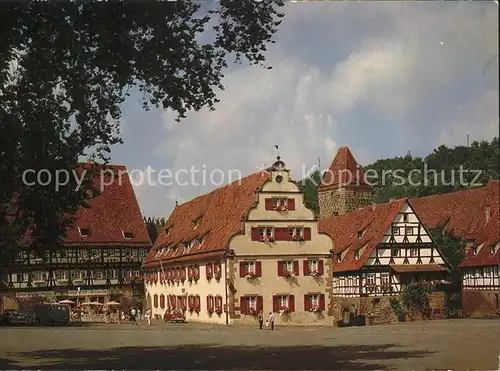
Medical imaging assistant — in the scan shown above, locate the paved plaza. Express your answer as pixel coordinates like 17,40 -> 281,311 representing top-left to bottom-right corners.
1,319 -> 499,370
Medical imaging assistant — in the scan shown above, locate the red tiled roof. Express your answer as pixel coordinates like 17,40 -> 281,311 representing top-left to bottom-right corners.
142,171 -> 270,269
319,199 -> 407,272
458,207 -> 500,268
318,146 -> 371,191
391,264 -> 446,273
62,164 -> 152,247
411,180 -> 499,240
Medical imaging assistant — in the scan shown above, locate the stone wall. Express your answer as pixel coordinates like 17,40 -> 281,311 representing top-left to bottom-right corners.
463,289 -> 500,316
318,186 -> 373,219
329,291 -> 447,326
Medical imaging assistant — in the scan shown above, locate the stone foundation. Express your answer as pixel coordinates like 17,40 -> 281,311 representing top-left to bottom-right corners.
330,291 -> 447,326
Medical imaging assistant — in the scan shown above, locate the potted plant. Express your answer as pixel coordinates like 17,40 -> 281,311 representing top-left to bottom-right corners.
310,305 -> 321,313
310,270 -> 321,278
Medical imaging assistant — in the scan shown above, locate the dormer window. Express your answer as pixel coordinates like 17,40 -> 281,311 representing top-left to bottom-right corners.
198,236 -> 205,247
165,228 -> 170,235
123,231 -> 134,239
354,250 -> 359,260
193,219 -> 199,230
336,253 -> 342,262
78,228 -> 89,237
489,246 -> 495,255
357,231 -> 363,240
472,247 -> 478,256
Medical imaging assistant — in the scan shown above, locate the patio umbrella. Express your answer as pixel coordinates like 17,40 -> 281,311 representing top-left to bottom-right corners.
103,301 -> 120,306
89,301 -> 103,306
58,299 -> 75,305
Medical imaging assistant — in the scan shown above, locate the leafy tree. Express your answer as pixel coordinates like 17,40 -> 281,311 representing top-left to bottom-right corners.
0,0 -> 284,272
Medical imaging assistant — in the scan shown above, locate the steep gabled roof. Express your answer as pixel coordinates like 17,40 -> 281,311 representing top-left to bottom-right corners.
412,180 -> 499,240
318,146 -> 371,191
142,171 -> 270,268
458,204 -> 500,268
62,165 -> 152,247
319,199 -> 407,272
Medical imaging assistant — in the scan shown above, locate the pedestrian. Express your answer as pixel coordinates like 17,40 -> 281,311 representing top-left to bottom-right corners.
130,307 -> 138,325
145,308 -> 151,326
137,308 -> 142,321
104,308 -> 110,324
120,310 -> 125,323
269,312 -> 275,330
258,311 -> 264,330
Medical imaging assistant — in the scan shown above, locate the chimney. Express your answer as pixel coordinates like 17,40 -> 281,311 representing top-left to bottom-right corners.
485,205 -> 491,224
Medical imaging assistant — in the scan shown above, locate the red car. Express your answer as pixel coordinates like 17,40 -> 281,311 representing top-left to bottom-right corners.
163,310 -> 186,323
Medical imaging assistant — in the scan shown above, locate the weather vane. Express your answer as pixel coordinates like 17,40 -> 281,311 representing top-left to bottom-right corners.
275,144 -> 280,158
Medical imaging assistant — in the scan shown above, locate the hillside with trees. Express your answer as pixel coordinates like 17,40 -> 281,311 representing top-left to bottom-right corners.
300,137 -> 499,213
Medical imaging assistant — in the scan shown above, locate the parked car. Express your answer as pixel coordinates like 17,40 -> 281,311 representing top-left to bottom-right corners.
2,309 -> 31,325
164,310 -> 186,323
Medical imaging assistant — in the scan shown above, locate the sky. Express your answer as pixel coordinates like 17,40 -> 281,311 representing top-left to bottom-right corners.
110,1 -> 499,218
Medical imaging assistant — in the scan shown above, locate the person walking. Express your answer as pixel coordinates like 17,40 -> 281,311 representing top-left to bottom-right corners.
258,311 -> 264,330
130,307 -> 138,326
137,308 -> 142,321
268,312 -> 275,330
145,308 -> 151,326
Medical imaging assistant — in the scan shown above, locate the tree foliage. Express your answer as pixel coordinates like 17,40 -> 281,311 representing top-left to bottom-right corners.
0,0 -> 284,270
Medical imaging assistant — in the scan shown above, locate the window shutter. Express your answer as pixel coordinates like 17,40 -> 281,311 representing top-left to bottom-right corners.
265,198 -> 274,210
319,294 -> 326,311
273,227 -> 282,241
195,295 -> 200,308
304,227 -> 311,240
181,266 -> 186,279
255,261 -> 262,277
206,296 -> 210,311
272,295 -> 279,312
251,227 -> 260,241
240,296 -> 247,314
257,296 -> 263,312
277,261 -> 284,276
304,295 -> 310,311
239,262 -> 247,278
160,295 -> 165,309
289,295 -> 295,312
187,266 -> 192,278
303,260 -> 310,275
318,260 -> 324,275
287,198 -> 295,210
154,294 -> 158,308
293,260 -> 299,276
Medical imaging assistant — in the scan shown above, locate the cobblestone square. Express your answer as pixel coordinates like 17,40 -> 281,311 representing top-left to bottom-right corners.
1,319 -> 499,370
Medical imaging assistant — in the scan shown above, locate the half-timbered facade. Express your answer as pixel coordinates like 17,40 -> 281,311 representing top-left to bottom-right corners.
142,157 -> 333,325
1,165 -> 152,305
413,180 -> 500,316
319,199 -> 450,325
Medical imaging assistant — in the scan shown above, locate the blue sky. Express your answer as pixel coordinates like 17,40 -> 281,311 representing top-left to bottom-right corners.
110,1 -> 498,217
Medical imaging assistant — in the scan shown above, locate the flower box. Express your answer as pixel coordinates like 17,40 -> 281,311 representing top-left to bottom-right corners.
310,306 -> 322,313
215,308 -> 223,315
214,272 -> 221,280
245,272 -> 257,279
247,308 -> 257,316
283,271 -> 295,279
310,270 -> 321,277
278,306 -> 289,315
